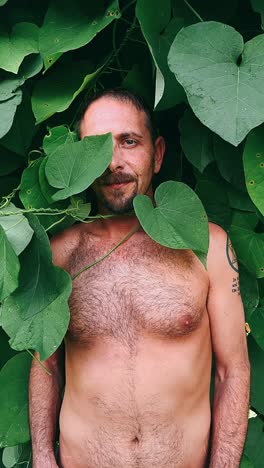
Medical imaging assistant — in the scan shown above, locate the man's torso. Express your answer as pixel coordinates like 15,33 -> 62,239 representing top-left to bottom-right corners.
58,226 -> 212,468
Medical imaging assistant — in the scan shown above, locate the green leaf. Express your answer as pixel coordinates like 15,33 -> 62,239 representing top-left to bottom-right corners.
1,216 -> 71,360
0,226 -> 20,301
248,336 -> 264,414
2,443 -> 31,468
180,109 -> 214,172
32,61 -> 104,124
43,125 -> 77,156
226,185 -> 256,212
243,126 -> 264,216
0,0 -> 8,5
244,414 -> 264,467
133,181 -> 209,266
1,92 -> 36,157
168,21 -> 264,146
0,23 -> 39,74
229,212 -> 264,278
0,203 -> 34,255
39,0 -> 120,70
0,353 -> 31,448
0,92 -> 22,139
240,455 -> 254,468
136,0 -> 184,109
45,133 -> 113,200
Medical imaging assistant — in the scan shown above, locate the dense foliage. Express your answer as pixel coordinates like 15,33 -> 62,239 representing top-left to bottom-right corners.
0,0 -> 263,466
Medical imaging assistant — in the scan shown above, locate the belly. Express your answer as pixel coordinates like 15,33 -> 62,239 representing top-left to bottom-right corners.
59,323 -> 212,468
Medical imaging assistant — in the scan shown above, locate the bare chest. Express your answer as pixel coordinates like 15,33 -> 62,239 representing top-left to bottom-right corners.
67,234 -> 209,345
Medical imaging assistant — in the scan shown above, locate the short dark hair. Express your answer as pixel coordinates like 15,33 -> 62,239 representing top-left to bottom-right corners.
74,88 -> 157,143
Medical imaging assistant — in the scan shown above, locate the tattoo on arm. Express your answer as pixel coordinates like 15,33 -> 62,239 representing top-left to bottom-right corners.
232,276 -> 240,295
226,237 -> 239,273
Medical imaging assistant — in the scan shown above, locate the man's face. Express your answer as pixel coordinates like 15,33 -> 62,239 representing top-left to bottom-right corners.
79,97 -> 165,215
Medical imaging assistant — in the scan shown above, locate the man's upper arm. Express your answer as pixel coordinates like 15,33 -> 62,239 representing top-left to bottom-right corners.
206,223 -> 249,379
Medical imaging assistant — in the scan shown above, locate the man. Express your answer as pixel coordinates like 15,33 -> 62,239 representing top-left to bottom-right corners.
29,89 -> 250,468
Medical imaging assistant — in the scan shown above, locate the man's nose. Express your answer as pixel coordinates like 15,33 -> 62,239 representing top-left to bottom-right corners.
108,144 -> 124,172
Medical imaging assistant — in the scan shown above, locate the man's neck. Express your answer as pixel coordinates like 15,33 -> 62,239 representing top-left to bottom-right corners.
95,212 -> 141,239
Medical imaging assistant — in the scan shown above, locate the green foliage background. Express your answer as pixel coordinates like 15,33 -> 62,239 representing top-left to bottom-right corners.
0,0 -> 264,466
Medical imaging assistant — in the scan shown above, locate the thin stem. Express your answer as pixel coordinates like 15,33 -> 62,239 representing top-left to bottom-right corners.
183,0 -> 203,22
72,225 -> 140,280
45,215 -> 67,232
26,349 -> 51,376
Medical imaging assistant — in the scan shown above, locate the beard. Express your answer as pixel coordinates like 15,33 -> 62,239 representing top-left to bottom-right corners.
97,180 -> 138,214
94,172 -> 139,215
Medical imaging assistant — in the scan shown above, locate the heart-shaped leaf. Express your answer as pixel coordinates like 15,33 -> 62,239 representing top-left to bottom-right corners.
243,125 -> 264,216
133,181 -> 209,266
45,133 -> 113,200
168,21 -> 264,146
0,23 -> 39,74
0,226 -> 20,301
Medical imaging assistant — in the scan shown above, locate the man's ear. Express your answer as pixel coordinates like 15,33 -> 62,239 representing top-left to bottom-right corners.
153,136 -> 166,174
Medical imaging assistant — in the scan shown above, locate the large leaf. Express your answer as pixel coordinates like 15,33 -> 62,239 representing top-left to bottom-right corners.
0,353 -> 31,448
180,109 -> 214,172
1,216 -> 71,360
0,226 -> 20,301
0,23 -> 39,74
136,0 -> 184,109
249,307 -> 264,351
133,181 -> 209,266
39,0 -> 120,69
0,92 -> 22,139
248,335 -> 264,415
0,203 -> 34,255
168,21 -> 264,146
45,133 -> 113,200
251,0 -> 264,30
20,159 -> 51,210
243,126 -> 264,216
32,61 -> 104,124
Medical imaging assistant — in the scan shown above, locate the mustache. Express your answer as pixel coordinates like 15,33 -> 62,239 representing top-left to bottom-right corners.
101,173 -> 136,185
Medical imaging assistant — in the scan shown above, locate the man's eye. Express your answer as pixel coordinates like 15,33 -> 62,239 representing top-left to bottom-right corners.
124,139 -> 136,146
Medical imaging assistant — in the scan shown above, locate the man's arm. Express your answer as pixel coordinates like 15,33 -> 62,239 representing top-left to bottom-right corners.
29,346 -> 64,467
206,223 -> 250,468
29,229 -> 76,468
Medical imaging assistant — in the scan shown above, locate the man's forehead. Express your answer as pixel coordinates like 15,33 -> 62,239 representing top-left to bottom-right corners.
80,96 -> 148,137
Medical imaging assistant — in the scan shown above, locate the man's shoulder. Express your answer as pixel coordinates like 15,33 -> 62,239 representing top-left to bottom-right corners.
208,222 -> 227,249
50,222 -> 86,269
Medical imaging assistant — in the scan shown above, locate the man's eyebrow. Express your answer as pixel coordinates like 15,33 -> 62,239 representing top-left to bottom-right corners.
118,132 -> 144,139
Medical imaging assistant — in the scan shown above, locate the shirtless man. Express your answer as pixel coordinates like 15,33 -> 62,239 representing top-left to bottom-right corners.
29,89 -> 250,468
